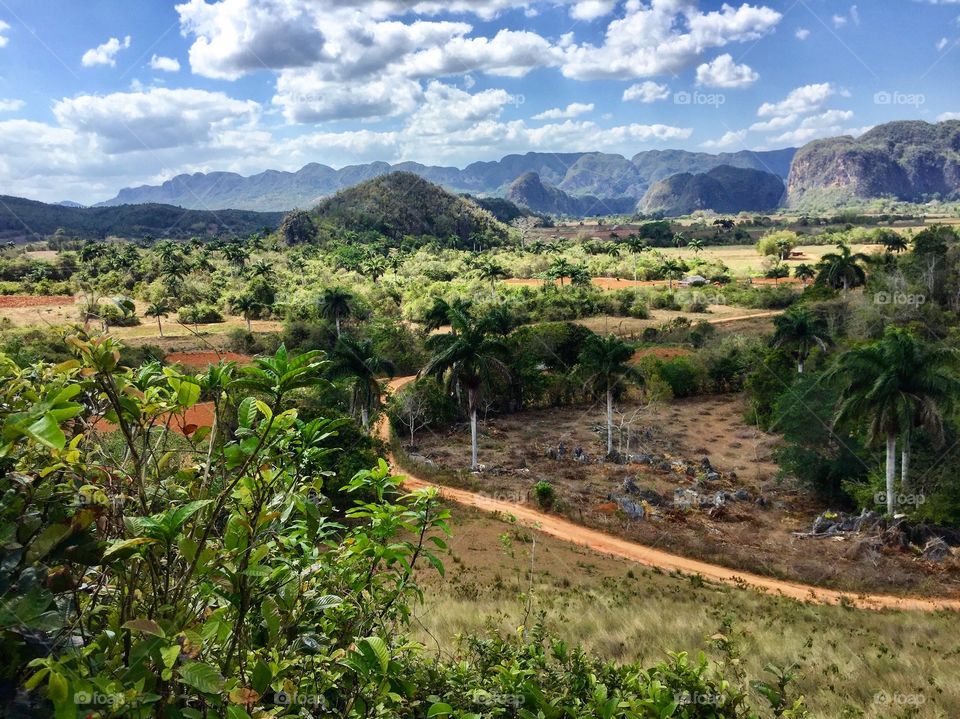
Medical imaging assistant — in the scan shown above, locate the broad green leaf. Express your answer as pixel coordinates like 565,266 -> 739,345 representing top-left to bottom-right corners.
427,703 -> 453,717
123,618 -> 165,637
251,660 -> 272,695
178,662 -> 224,694
362,636 -> 389,673
102,537 -> 156,562
24,413 -> 66,450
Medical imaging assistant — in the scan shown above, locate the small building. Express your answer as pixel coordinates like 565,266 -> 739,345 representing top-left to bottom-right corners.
679,275 -> 708,287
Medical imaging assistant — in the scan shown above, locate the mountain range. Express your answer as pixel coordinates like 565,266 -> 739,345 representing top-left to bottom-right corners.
98,148 -> 797,213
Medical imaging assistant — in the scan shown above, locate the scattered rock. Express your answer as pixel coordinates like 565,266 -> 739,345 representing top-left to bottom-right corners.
622,478 -> 639,495
705,471 -> 721,482
617,497 -> 645,520
734,489 -> 750,501
922,537 -> 951,562
408,454 -> 436,468
700,457 -> 712,471
755,496 -> 768,508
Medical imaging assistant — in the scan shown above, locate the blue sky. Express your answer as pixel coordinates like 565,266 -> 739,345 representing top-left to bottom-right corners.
0,0 -> 958,203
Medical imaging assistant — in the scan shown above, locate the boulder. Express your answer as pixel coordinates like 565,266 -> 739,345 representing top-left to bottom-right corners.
622,478 -> 640,494
617,497 -> 645,520
734,488 -> 750,501
705,471 -> 721,482
700,457 -> 712,471
922,537 -> 951,562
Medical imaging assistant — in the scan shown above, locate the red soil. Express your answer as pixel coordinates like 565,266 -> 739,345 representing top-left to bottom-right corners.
0,295 -> 75,307
632,347 -> 693,361
165,351 -> 252,368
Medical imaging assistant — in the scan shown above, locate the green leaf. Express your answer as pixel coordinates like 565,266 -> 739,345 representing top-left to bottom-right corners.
237,397 -> 257,430
123,618 -> 166,637
251,660 -> 272,695
178,662 -> 224,694
47,671 -> 68,704
427,703 -> 453,717
362,636 -> 389,673
226,707 -> 251,719
102,537 -> 156,562
25,523 -> 73,563
24,413 -> 66,450
177,380 -> 201,408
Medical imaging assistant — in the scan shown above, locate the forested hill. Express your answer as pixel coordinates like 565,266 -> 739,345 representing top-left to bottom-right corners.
0,195 -> 282,242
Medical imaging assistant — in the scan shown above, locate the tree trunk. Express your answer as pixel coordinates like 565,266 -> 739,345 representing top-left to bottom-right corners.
157,317 -> 163,337
797,359 -> 804,374
246,316 -> 252,332
886,432 -> 897,516
361,406 -> 370,432
606,388 -> 614,456
469,387 -> 479,470
901,430 -> 910,490
409,411 -> 415,445
335,315 -> 341,337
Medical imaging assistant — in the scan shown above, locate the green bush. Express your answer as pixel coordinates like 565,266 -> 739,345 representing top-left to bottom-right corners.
656,356 -> 703,397
178,303 -> 224,324
533,480 -> 556,509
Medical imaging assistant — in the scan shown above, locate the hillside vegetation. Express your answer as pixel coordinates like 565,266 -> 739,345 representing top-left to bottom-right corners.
640,165 -> 785,216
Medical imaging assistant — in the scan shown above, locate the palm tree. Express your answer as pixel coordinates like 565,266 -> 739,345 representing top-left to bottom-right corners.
829,327 -> 960,515
476,259 -> 508,288
687,239 -> 704,255
144,300 -> 172,337
229,294 -> 259,332
548,257 -> 575,286
879,230 -> 909,254
317,286 -> 355,338
673,232 -> 687,249
575,334 -> 641,457
816,242 -> 869,292
362,256 -> 388,282
329,337 -> 395,431
772,306 -> 829,374
794,263 -> 816,286
661,258 -> 686,289
247,259 -> 275,280
624,235 -> 649,282
220,243 -> 250,274
422,312 -> 509,470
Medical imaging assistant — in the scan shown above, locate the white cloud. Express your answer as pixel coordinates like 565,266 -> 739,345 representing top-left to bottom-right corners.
695,53 -> 758,88
532,102 -> 594,120
273,69 -> 424,123
758,83 -> 836,117
623,80 -> 671,103
850,5 -> 860,25
407,81 -> 515,135
795,27 -> 810,40
0,98 -> 24,112
750,114 -> 797,132
570,0 -> 618,21
53,87 -> 259,153
400,29 -> 561,78
832,14 -> 847,27
701,129 -> 748,149
150,55 -> 181,72
936,37 -> 949,51
0,19 -> 9,48
938,111 -> 960,121
767,109 -> 855,145
561,1 -> 782,80
81,36 -> 132,68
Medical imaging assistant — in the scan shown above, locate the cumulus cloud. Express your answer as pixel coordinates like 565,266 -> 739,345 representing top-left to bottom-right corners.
767,109 -> 856,145
532,102 -> 594,120
81,36 -> 132,67
561,1 -> 782,80
695,54 -> 758,88
0,19 -> 9,48
150,55 -> 181,72
795,27 -> 810,40
0,99 -> 24,112
570,0 -> 618,21
53,87 -> 259,153
273,69 -> 424,123
938,111 -> 960,121
757,83 -> 836,117
623,80 -> 671,103
701,129 -> 748,149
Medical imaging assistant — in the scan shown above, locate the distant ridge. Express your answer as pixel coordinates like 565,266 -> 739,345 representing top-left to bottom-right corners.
98,148 -> 798,213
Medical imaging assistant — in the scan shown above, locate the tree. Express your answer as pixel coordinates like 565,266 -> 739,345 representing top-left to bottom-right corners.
476,258 -> 508,288
422,311 -> 509,470
220,242 -> 250,273
318,286 -> 355,338
765,261 -> 790,285
816,242 -> 869,292
757,230 -> 798,261
574,334 -> 642,457
687,238 -> 704,254
661,258 -> 686,289
877,229 -> 909,254
229,293 -> 259,332
247,259 -> 275,280
144,300 -> 172,337
511,216 -> 540,248
547,257 -> 575,286
623,235 -> 649,282
673,232 -> 686,249
794,263 -> 816,286
279,209 -> 317,245
329,336 -> 396,431
829,327 -> 960,514
772,306 -> 829,373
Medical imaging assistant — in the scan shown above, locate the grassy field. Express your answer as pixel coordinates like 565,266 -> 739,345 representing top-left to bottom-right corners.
414,504 -> 959,719
650,243 -> 884,277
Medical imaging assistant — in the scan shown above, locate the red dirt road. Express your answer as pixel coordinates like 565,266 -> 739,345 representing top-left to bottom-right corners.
381,376 -> 960,612
0,294 -> 75,308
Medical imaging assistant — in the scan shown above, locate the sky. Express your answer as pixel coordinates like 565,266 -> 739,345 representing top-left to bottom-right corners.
0,0 -> 958,204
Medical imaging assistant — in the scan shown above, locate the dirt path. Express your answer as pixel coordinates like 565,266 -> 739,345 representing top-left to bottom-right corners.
381,376 -> 960,612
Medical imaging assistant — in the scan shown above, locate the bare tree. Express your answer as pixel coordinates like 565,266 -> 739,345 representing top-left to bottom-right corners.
511,216 -> 541,249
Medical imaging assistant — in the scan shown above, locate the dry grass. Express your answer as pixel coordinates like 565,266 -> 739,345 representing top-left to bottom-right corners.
413,505 -> 960,719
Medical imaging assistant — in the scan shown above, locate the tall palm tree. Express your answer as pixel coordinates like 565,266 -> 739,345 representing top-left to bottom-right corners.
624,235 -> 649,282
247,259 -> 275,280
829,327 -> 960,515
673,232 -> 687,249
816,242 -> 869,292
575,334 -> 642,457
687,239 -> 704,255
661,258 -> 686,289
229,294 -> 259,332
317,286 -> 355,338
548,257 -> 575,286
772,306 -> 830,374
476,259 -> 508,288
879,230 -> 909,254
422,312 -> 509,470
144,300 -> 172,337
329,336 -> 395,431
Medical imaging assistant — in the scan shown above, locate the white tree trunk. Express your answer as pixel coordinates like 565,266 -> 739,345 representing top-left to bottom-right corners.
606,388 -> 614,456
361,406 -> 369,432
886,432 -> 897,516
469,388 -> 479,470
901,432 -> 910,491
797,359 -> 804,374
335,316 -> 341,337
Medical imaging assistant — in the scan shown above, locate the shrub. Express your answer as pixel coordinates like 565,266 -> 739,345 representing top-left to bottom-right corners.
657,356 -> 703,397
533,480 -> 556,509
178,303 -> 224,324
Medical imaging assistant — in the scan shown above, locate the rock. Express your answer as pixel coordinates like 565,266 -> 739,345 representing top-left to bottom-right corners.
606,449 -> 623,464
700,457 -> 712,470
685,465 -> 696,478
637,488 -> 665,507
622,478 -> 640,494
635,453 -> 653,465
408,454 -> 436,468
657,460 -> 672,472
734,489 -> 750,501
922,537 -> 951,562
705,471 -> 721,482
812,513 -> 839,534
617,497 -> 645,520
